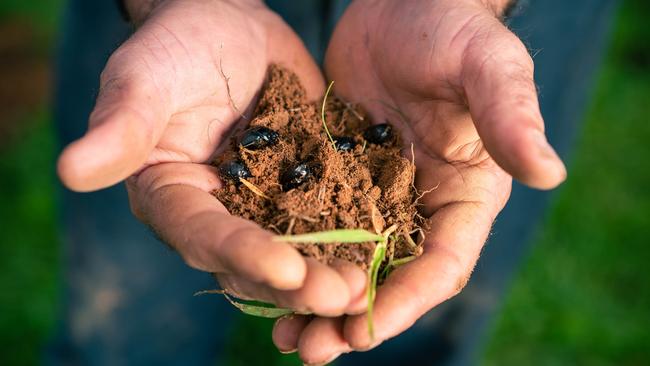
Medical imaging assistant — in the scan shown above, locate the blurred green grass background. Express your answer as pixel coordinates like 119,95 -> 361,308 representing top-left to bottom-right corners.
0,0 -> 648,365
482,0 -> 650,364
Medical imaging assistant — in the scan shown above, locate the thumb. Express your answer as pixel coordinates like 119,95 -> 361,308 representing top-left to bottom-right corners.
461,17 -> 566,190
57,45 -> 171,192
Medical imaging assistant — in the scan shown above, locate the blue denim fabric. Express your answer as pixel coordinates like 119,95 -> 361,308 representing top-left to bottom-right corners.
49,0 -> 616,365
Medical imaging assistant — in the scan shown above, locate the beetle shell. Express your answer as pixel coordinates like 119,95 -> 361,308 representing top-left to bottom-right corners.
219,160 -> 253,183
333,136 -> 357,152
281,162 -> 320,191
240,126 -> 280,150
363,123 -> 392,144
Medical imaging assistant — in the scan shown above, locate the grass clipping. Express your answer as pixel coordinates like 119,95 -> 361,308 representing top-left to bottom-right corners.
197,227 -> 404,340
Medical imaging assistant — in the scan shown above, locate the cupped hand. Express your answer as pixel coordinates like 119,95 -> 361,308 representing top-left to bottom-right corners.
57,0 -> 367,317
273,0 -> 567,363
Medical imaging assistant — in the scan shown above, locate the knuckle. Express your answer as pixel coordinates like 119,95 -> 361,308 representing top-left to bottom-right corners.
437,247 -> 473,298
125,178 -> 145,222
218,275 -> 252,300
100,45 -> 133,85
453,271 -> 472,296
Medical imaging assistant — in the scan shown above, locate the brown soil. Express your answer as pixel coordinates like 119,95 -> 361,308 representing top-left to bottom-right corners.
213,65 -> 425,270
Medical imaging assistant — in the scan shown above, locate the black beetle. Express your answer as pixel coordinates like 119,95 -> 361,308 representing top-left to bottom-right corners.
240,126 -> 279,150
363,123 -> 392,145
219,160 -> 252,183
281,162 -> 320,191
333,136 -> 357,152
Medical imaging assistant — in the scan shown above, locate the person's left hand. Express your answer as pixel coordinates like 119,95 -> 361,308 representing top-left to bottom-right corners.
57,0 -> 368,319
271,0 -> 567,364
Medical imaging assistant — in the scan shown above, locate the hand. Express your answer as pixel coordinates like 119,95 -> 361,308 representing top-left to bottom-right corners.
57,0 -> 367,316
272,0 -> 567,363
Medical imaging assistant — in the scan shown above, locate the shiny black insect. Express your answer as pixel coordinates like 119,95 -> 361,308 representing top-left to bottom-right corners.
219,160 -> 252,183
333,136 -> 357,152
281,162 -> 319,191
363,123 -> 392,145
240,126 -> 280,150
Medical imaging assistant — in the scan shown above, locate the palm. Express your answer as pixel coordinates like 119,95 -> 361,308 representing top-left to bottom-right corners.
136,1 -> 326,167
59,0 -> 324,190
326,0 -> 512,223
134,2 -> 271,166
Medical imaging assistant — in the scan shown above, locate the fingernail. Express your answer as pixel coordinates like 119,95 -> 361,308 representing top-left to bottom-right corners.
279,348 -> 297,355
531,131 -> 560,161
303,352 -> 341,366
357,339 -> 382,352
531,131 -> 567,182
278,314 -> 295,321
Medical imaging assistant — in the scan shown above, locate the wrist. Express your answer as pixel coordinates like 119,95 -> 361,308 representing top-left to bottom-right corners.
121,0 -> 265,25
477,0 -> 515,16
121,0 -> 166,24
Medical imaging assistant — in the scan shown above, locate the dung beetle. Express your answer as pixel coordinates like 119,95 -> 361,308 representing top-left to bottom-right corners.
240,126 -> 279,150
219,160 -> 252,183
281,162 -> 320,191
363,123 -> 392,145
333,136 -> 356,152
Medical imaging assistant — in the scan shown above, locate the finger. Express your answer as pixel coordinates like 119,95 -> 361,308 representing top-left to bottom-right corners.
215,273 -> 273,301
461,17 -> 566,190
218,259 -> 367,316
342,200 -> 496,350
298,317 -> 351,366
272,315 -> 311,354
58,40 -> 173,192
128,162 -> 307,290
278,258 -> 350,316
216,258 -> 353,316
329,259 -> 368,314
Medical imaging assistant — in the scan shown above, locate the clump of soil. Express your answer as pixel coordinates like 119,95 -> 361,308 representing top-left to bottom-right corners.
213,65 -> 426,270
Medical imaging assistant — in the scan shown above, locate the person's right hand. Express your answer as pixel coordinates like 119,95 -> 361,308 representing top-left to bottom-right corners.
57,0 -> 368,317
272,0 -> 566,363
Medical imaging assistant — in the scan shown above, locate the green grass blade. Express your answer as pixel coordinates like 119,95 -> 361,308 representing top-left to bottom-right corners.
379,255 -> 417,281
367,241 -> 387,341
390,255 -> 417,268
194,289 -> 294,318
224,294 -> 294,319
274,229 -> 384,244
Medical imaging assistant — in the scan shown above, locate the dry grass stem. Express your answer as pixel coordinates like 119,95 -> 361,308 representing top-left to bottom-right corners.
239,178 -> 270,199
285,217 -> 296,235
297,215 -> 319,223
321,81 -> 337,151
218,49 -> 247,120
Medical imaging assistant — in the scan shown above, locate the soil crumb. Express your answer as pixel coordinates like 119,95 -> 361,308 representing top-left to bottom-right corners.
213,65 -> 426,270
